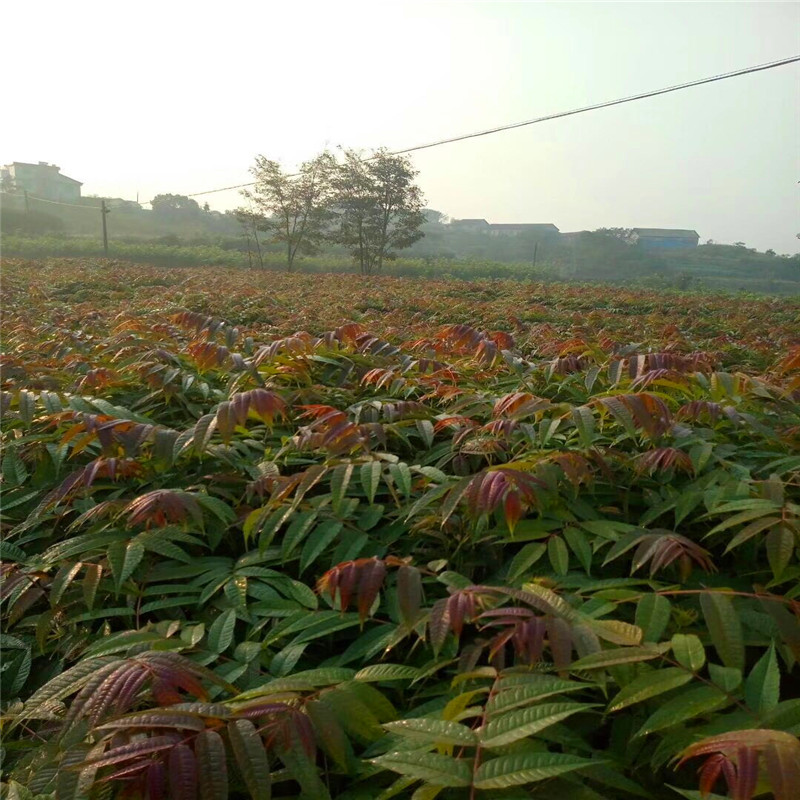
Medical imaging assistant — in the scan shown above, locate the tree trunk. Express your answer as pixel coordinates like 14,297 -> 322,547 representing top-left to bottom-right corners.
252,222 -> 264,269
358,223 -> 366,276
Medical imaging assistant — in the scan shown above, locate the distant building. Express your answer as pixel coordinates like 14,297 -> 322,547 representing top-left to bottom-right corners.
450,219 -> 560,237
630,228 -> 699,250
488,223 -> 559,237
559,231 -> 590,242
1,162 -> 82,203
450,218 -> 490,231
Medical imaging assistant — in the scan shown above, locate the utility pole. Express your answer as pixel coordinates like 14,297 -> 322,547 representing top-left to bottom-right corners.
101,200 -> 110,256
24,189 -> 29,214
532,241 -> 538,268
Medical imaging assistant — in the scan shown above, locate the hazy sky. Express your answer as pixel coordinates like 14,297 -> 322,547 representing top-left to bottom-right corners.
4,1 -> 799,252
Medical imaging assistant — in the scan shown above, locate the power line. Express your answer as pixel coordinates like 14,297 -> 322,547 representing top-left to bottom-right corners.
179,54 -> 799,199
398,54 -> 800,154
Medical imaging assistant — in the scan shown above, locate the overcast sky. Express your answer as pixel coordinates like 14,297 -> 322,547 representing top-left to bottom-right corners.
4,1 -> 799,252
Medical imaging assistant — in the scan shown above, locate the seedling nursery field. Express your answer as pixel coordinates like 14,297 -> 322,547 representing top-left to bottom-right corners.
2,258 -> 800,800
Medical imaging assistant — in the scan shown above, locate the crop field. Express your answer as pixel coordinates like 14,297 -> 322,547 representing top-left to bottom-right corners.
2,258 -> 800,799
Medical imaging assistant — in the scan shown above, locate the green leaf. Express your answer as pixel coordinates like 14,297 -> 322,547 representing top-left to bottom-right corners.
224,576 -> 248,607
439,476 -> 472,526
409,785 -> 444,800
243,507 -> 284,549
607,667 -> 693,712
634,594 -> 671,643
354,664 -> 421,682
1,641 -> 31,698
671,633 -> 705,672
207,608 -> 237,654
321,686 -> 384,743
700,592 -> 744,671
634,686 -> 728,737
389,462 -> 412,497
602,530 -> 648,566
506,543 -> 547,583
487,675 -> 589,715
675,489 -> 705,524
548,536 -> 569,576
706,502 -> 780,534
396,565 -> 423,628
570,645 -> 669,671
276,738 -> 331,800
369,751 -> 471,788
571,406 -> 596,448
345,680 -> 397,721
479,702 -> 592,748
415,422 -> 436,450
766,524 -> 794,580
82,564 -> 102,611
299,520 -> 343,572
564,527 -> 592,575
192,413 -> 217,456
405,483 -> 450,520
474,752 -> 596,789
281,510 -> 318,561
383,717 -> 477,746
361,461 -> 382,504
107,540 -> 144,592
745,643 -> 780,713
305,698 -> 353,772
49,562 -> 84,607
707,663 -> 742,692
724,515 -> 781,552
357,503 -> 384,531
330,463 -> 355,513
227,719 -> 271,800
21,656 -> 119,719
196,493 -> 235,524
2,446 -> 28,486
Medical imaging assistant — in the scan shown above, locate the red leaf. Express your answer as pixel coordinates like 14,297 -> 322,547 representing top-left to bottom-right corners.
734,744 -> 759,800
147,761 -> 167,800
357,558 -> 386,622
169,744 -> 198,800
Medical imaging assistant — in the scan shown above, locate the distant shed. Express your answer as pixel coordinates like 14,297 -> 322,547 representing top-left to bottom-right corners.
631,228 -> 699,250
450,218 -> 490,231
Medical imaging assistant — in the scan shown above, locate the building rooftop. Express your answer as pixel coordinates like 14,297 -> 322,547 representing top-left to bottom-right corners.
632,228 -> 699,238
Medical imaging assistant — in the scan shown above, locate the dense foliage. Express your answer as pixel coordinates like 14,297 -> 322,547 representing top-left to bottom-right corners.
3,234 -> 799,296
2,259 -> 800,799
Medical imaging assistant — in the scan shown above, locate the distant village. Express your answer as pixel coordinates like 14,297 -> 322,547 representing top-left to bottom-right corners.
448,218 -> 700,250
1,160 -> 701,250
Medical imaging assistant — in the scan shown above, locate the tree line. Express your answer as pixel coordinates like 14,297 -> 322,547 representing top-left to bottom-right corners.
236,149 -> 425,275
